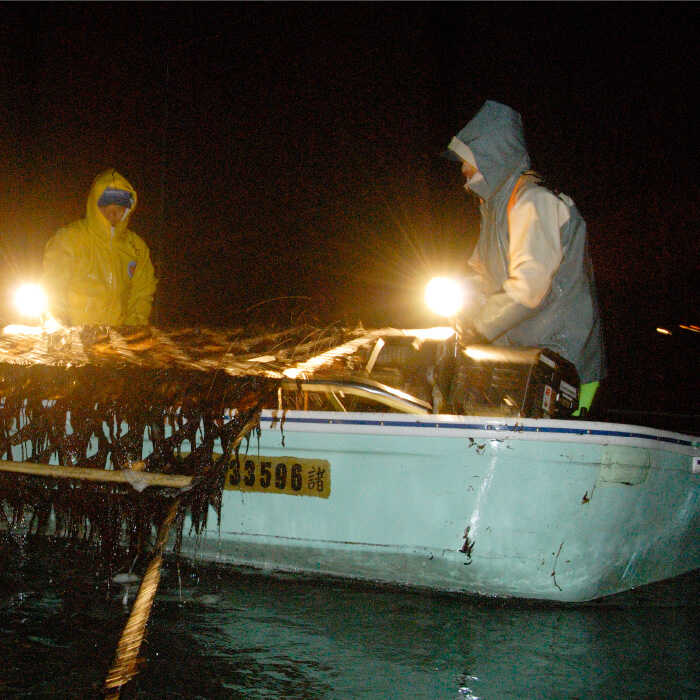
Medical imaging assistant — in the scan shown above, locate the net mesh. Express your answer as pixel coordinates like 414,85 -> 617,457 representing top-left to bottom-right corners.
0,323 -> 368,567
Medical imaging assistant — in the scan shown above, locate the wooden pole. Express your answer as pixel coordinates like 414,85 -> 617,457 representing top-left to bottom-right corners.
0,460 -> 193,490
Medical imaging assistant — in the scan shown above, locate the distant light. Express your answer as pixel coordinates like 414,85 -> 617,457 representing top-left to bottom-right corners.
14,283 -> 48,319
679,324 -> 700,334
424,277 -> 465,318
656,327 -> 672,336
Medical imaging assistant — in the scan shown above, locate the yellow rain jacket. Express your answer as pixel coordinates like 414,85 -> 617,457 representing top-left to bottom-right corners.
43,170 -> 157,326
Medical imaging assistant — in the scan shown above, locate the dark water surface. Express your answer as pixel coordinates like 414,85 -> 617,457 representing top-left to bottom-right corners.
1,538 -> 698,699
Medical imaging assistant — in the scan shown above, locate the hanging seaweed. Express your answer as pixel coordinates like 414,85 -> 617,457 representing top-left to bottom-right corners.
0,322 -> 375,569
0,321 -> 414,697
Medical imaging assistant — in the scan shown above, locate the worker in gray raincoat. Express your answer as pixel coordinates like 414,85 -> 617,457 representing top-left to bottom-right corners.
445,100 -> 605,413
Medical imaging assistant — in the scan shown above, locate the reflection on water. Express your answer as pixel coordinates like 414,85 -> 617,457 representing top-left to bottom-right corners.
1,537 -> 698,698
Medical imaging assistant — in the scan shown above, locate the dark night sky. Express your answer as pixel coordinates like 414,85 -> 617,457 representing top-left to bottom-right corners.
0,3 -> 697,412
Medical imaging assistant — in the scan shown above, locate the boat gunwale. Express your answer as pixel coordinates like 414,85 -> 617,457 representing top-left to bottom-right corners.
260,409 -> 700,456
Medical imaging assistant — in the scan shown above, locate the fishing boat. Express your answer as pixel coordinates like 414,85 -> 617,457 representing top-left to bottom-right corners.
175,327 -> 700,603
1,320 -> 697,604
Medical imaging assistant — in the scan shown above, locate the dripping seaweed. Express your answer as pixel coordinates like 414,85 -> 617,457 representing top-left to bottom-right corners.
0,322 -> 360,562
0,360 -> 276,568
0,322 -> 368,697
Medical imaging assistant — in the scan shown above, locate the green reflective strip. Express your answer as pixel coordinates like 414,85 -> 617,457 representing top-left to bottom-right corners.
572,381 -> 600,416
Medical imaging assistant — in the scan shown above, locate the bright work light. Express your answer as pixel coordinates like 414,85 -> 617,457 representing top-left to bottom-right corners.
13,283 -> 48,319
424,277 -> 465,318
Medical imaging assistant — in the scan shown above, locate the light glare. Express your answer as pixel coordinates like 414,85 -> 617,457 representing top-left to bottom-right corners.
424,277 -> 465,318
14,284 -> 48,319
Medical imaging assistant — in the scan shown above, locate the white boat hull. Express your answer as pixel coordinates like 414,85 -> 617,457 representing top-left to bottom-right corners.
180,411 -> 700,602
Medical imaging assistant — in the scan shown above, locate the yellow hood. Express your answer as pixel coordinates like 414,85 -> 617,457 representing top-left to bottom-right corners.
43,168 -> 156,326
85,169 -> 138,239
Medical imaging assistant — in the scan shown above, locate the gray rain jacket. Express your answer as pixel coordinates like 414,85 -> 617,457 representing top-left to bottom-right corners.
449,101 -> 605,383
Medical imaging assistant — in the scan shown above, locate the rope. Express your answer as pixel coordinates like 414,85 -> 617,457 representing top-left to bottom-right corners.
103,497 -> 179,698
101,412 -> 260,698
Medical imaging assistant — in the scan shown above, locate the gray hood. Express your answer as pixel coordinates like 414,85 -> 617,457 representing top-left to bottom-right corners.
449,101 -> 531,201
446,101 -> 606,385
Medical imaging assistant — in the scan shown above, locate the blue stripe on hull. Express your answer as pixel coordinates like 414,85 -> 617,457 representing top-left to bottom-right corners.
260,414 -> 697,448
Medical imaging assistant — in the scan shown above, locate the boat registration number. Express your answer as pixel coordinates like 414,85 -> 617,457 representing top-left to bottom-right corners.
224,455 -> 331,498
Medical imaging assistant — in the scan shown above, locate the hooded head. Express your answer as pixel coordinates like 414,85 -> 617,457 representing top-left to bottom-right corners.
445,101 -> 531,201
86,169 -> 138,237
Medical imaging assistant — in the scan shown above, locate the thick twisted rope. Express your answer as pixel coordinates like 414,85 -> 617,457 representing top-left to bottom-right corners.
103,496 -> 179,698
102,413 -> 261,698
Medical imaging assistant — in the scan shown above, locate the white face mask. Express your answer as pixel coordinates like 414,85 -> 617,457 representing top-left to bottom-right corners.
464,171 -> 485,192
464,171 -> 490,200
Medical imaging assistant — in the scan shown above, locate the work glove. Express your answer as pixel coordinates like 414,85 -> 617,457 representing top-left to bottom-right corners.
472,291 -> 538,341
456,319 -> 488,347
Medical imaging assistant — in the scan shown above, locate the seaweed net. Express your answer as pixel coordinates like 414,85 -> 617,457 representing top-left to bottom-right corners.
0,322 -> 424,695
0,322 -> 395,696
0,323 -> 370,567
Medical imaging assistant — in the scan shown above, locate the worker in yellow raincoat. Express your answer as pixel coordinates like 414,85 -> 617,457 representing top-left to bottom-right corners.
43,169 -> 157,326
